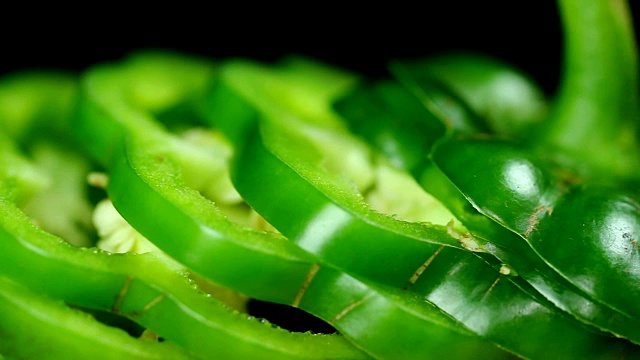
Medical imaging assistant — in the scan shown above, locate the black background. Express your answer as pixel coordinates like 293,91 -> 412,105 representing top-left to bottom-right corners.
1,3 -> 638,97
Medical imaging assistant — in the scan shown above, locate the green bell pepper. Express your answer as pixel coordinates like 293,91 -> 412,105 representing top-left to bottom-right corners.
334,0 -> 640,350
0,0 -> 639,358
200,53 -> 640,359
0,66 -> 369,360
71,51 -> 515,360
0,275 -> 194,360
334,77 -> 640,343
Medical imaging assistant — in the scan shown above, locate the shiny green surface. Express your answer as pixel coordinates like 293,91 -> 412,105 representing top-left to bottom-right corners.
0,185 -> 364,359
332,0 -> 640,351
531,185 -> 640,317
72,55 -> 372,360
432,137 -> 640,322
390,52 -> 548,137
0,275 -> 195,360
418,161 -> 640,342
1,0 -> 640,358
75,50 -> 513,360
537,0 -> 640,181
202,55 -> 640,358
432,137 -> 562,237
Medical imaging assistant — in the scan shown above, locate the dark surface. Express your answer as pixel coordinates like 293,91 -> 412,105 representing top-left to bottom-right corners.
5,2 -> 639,95
0,3 -> 588,94
5,2 -> 640,96
247,299 -> 337,334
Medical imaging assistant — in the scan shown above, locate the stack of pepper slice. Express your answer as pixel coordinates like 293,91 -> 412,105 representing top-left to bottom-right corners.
74,51 -> 514,359
198,20 -> 640,360
334,0 -> 640,354
0,68 -> 368,359
0,0 -> 639,358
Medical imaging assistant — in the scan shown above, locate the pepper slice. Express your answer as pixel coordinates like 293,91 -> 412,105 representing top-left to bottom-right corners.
229,110 -> 640,358
72,51 -> 518,360
388,52 -> 548,138
0,69 -> 370,360
419,159 -> 640,342
334,0 -> 640,345
0,133 -> 370,360
0,275 -> 194,360
200,55 -> 640,358
432,137 -> 640,321
0,209 -> 365,360
335,76 -> 640,343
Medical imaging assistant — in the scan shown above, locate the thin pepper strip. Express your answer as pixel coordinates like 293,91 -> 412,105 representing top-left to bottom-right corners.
201,55 -> 640,358
73,51 -> 515,360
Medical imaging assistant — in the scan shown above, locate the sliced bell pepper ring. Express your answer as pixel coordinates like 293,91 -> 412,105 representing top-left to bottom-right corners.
199,55 -> 640,358
203,58 -> 466,282
334,78 -> 640,343
0,137 -> 369,360
227,109 -> 640,359
0,275 -> 195,360
334,0 -> 640,346
418,160 -> 640,342
0,71 -> 77,143
0,71 -> 371,360
388,52 -> 549,138
431,137 -> 640,321
72,51 -> 518,360
108,144 -> 515,360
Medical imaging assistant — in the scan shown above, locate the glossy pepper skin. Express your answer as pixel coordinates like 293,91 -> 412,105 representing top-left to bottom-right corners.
200,55 -> 640,359
73,51 -> 515,360
432,137 -> 640,321
0,131 -> 374,360
0,275 -> 194,360
335,78 -> 640,344
1,0 -> 640,359
0,67 -> 372,360
334,0 -> 640,349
